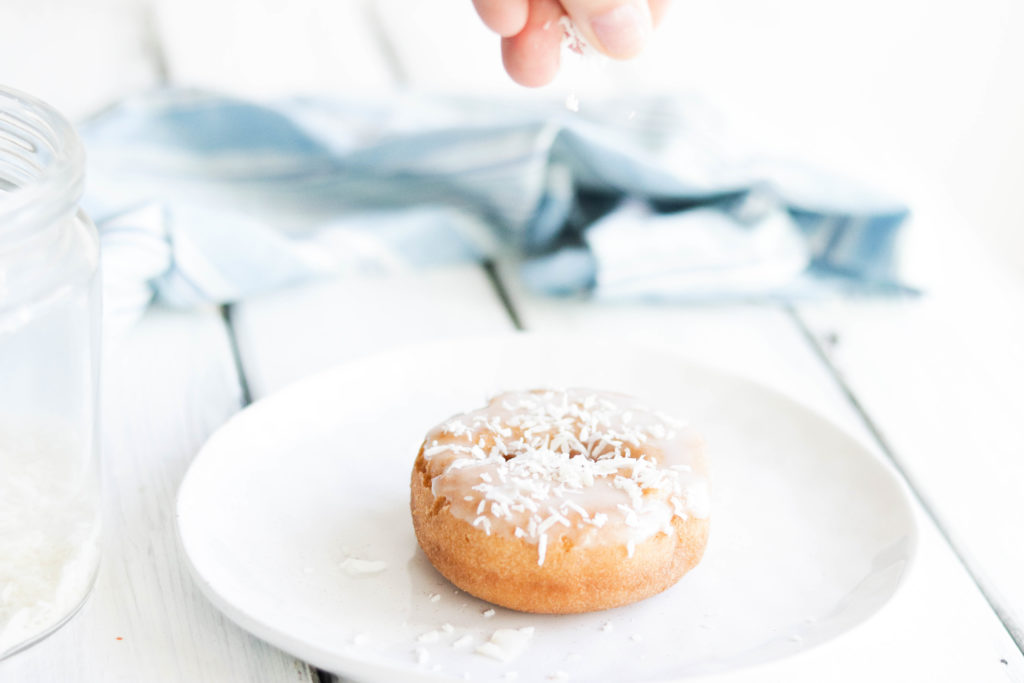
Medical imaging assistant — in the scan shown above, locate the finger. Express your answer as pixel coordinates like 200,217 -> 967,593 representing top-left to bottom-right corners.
472,0 -> 530,37
501,0 -> 565,87
649,0 -> 671,27
559,0 -> 653,60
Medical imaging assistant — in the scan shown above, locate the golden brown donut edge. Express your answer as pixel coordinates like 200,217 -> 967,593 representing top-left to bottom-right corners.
410,446 -> 710,615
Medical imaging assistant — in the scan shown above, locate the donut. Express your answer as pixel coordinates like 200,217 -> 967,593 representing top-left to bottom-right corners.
410,388 -> 710,614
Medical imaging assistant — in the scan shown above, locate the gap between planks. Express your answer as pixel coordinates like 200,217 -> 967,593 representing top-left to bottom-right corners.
482,261 -> 524,331
219,301 -> 334,683
784,305 -> 1024,657
220,304 -> 254,408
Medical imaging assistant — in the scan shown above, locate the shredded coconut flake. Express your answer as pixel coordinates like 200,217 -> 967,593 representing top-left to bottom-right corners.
0,425 -> 101,654
473,516 -> 493,535
339,557 -> 388,576
475,627 -> 535,662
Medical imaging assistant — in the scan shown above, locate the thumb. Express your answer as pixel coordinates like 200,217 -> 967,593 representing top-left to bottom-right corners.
561,0 -> 653,59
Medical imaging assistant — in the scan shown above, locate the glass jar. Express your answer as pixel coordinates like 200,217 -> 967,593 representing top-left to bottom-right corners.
0,86 -> 101,659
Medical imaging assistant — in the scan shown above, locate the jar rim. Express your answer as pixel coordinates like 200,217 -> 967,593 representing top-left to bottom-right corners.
0,85 -> 85,241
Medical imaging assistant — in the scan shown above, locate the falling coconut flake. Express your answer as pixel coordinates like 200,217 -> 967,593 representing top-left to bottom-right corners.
557,16 -> 609,113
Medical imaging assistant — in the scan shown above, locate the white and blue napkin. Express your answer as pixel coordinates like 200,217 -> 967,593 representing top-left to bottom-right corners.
81,89 -> 912,328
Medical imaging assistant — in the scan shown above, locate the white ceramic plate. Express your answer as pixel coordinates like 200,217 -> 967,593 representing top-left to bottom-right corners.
177,335 -> 917,682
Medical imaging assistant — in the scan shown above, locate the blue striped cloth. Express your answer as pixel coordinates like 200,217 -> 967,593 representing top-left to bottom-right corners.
81,89 -> 912,330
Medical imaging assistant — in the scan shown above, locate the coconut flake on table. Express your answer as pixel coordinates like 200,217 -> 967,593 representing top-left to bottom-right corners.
475,627 -> 535,662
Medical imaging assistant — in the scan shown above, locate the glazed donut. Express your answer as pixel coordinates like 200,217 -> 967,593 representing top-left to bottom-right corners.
410,388 -> 710,614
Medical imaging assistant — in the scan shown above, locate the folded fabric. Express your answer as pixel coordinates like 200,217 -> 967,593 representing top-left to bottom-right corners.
81,89 -> 912,332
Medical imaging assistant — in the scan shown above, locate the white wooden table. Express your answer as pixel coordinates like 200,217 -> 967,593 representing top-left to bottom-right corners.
2,221 -> 1023,682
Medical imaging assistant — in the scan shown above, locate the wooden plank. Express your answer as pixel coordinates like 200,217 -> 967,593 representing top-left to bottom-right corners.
795,232 -> 1024,651
496,262 -> 1024,681
0,307 -> 315,683
231,266 -> 516,400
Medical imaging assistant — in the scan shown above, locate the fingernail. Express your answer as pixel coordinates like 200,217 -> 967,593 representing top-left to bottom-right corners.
589,3 -> 651,58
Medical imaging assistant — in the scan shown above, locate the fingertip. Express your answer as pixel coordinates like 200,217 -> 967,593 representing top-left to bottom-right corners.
473,0 -> 530,37
650,0 -> 671,28
564,0 -> 653,60
591,3 -> 652,59
501,0 -> 565,87
502,35 -> 561,87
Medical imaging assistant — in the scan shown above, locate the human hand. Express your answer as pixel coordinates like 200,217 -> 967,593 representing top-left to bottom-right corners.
472,0 -> 670,87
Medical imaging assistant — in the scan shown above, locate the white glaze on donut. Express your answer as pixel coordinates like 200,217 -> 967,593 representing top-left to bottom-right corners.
421,389 -> 710,566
